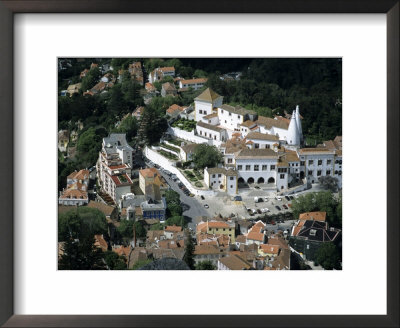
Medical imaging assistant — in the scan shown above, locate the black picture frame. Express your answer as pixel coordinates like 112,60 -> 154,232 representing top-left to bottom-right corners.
0,1 -> 398,327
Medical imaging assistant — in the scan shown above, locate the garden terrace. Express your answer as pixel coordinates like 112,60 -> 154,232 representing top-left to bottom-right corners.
171,118 -> 197,132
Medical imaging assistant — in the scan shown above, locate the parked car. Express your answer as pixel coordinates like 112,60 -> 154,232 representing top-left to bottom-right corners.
204,204 -> 209,208
289,196 -> 294,200
275,205 -> 281,211
254,186 -> 260,189
261,208 -> 270,213
282,204 -> 288,210
257,209 -> 262,214
285,196 -> 290,201
275,196 -> 282,201
271,220 -> 276,225
201,195 -> 205,200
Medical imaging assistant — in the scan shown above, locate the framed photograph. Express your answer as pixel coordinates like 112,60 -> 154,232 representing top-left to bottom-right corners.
1,1 -> 398,327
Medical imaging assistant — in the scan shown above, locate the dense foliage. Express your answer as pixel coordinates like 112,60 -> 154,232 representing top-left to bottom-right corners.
165,190 -> 183,218
58,207 -> 108,242
315,242 -> 342,270
192,144 -> 223,170
58,207 -> 109,270
195,260 -> 216,270
290,192 -> 342,228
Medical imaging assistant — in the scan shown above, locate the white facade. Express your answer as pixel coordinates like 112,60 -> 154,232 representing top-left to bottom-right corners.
204,167 -> 238,196
296,148 -> 341,185
179,78 -> 207,90
96,133 -> 134,205
196,122 -> 228,143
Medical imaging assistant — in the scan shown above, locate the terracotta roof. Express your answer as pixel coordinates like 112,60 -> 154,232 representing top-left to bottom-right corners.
271,248 -> 290,270
197,121 -> 224,132
237,148 -> 278,159
140,167 -> 161,179
59,188 -> 87,199
219,104 -> 256,116
194,88 -> 221,102
250,220 -> 266,232
284,150 -> 300,162
181,143 -> 199,154
247,231 -> 265,242
159,66 -> 175,72
162,82 -> 176,91
256,116 -> 289,130
219,255 -> 251,270
274,115 -> 290,125
111,174 -> 133,186
109,164 -> 128,170
165,225 -> 182,233
87,201 -> 116,217
297,148 -> 336,155
166,104 -> 184,115
145,82 -> 156,91
196,222 -> 208,234
94,234 -> 108,251
207,221 -> 230,229
240,120 -> 257,128
67,169 -> 90,180
194,244 -> 223,255
246,131 -> 279,141
180,78 -> 207,85
267,236 -> 289,250
259,244 -> 280,255
299,211 -> 327,222
203,112 -> 218,119
236,235 -> 247,243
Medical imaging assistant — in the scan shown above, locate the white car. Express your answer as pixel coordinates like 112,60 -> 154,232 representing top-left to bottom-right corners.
275,196 -> 282,201
261,208 -> 270,213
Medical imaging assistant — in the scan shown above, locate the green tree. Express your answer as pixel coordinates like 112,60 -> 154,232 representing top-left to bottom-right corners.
131,259 -> 153,270
318,176 -> 339,192
291,191 -> 341,228
76,127 -> 107,167
117,220 -> 146,239
58,236 -> 106,270
150,223 -> 165,231
165,216 -> 185,227
192,144 -> 223,170
58,207 -> 108,242
114,115 -> 138,142
315,242 -> 341,270
81,67 -> 101,91
140,106 -> 168,145
195,260 -> 215,270
193,69 -> 207,78
183,229 -> 195,270
103,251 -> 127,270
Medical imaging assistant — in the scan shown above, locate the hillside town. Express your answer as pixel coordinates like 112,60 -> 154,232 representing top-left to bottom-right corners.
58,58 -> 342,270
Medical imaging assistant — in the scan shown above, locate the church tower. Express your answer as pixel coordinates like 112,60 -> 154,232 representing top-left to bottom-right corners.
287,110 -> 300,146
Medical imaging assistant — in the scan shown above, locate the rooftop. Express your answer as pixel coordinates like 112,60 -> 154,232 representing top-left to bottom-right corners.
197,120 -> 224,132
194,88 -> 222,103
219,104 -> 256,116
246,131 -> 279,141
219,254 -> 251,270
256,116 -> 289,130
299,211 -> 327,222
236,148 -> 278,159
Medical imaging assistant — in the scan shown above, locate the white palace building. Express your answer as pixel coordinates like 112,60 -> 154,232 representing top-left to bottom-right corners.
169,88 -> 342,195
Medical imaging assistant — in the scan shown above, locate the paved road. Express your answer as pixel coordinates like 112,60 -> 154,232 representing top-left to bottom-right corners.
141,159 -> 209,231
